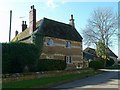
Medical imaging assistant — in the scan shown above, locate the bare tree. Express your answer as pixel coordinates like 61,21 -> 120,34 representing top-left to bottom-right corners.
83,8 -> 118,65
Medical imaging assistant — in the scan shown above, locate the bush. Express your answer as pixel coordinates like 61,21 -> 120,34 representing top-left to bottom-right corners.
112,64 -> 120,69
89,60 -> 104,70
106,58 -> 115,67
37,59 -> 67,71
2,42 -> 39,73
118,61 -> 120,64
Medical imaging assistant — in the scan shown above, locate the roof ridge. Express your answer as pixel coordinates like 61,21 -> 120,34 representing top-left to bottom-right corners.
43,17 -> 73,27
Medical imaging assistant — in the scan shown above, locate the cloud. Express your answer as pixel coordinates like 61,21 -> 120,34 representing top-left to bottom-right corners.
46,0 -> 58,8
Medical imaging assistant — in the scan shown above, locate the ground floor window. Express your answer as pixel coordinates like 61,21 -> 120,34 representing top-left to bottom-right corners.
65,56 -> 72,64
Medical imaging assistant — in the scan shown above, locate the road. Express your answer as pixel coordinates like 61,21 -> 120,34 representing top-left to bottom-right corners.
52,69 -> 120,90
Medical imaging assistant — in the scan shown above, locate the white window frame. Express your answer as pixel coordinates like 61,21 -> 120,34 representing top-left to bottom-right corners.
66,41 -> 71,48
65,56 -> 72,64
47,38 -> 54,46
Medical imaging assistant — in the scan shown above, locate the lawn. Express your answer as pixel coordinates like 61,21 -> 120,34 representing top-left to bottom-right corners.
2,70 -> 100,89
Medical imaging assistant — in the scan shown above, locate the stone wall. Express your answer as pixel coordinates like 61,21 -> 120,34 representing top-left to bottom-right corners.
40,37 -> 86,69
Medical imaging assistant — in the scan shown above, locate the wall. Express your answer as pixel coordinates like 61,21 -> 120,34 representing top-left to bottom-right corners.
40,37 -> 85,69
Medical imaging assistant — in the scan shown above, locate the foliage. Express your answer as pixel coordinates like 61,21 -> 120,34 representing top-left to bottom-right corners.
2,42 -> 39,73
105,64 -> 120,69
106,58 -> 115,67
96,41 -> 110,67
32,32 -> 44,52
37,59 -> 67,71
32,31 -> 44,69
89,60 -> 104,70
96,41 -> 108,59
112,64 -> 120,69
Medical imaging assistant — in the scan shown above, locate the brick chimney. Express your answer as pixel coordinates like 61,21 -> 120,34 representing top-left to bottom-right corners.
69,14 -> 75,27
29,5 -> 36,34
22,21 -> 27,32
15,30 -> 18,37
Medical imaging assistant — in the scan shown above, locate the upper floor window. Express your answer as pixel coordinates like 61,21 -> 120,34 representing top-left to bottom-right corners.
66,41 -> 71,48
47,38 -> 54,46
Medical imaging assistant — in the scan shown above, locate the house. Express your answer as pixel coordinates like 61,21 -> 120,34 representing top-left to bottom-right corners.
108,48 -> 118,64
83,47 -> 118,64
83,47 -> 97,61
12,5 -> 87,69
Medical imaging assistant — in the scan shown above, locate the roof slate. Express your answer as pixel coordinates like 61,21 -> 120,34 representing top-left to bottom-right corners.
12,17 -> 82,42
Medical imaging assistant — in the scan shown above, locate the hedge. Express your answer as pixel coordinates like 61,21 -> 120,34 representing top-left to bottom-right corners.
106,58 -> 115,67
37,59 -> 67,71
89,60 -> 104,70
2,42 -> 39,73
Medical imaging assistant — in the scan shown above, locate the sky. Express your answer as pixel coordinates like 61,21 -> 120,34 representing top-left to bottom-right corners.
0,0 -> 119,57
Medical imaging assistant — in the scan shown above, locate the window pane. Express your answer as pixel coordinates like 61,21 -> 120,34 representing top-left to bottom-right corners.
47,38 -> 53,46
66,41 -> 71,48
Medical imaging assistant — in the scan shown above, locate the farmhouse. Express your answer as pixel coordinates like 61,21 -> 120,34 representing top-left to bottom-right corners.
12,5 -> 88,69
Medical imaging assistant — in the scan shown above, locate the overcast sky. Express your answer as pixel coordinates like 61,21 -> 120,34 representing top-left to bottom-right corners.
0,0 -> 119,56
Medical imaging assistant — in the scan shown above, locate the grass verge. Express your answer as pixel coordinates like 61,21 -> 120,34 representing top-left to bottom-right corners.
2,70 -> 101,89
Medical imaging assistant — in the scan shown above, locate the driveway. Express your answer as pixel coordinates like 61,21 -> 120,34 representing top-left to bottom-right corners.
52,69 -> 120,90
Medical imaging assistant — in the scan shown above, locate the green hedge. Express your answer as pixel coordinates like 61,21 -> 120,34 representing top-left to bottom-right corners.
106,58 -> 115,67
37,59 -> 67,71
89,60 -> 104,70
2,42 -> 39,73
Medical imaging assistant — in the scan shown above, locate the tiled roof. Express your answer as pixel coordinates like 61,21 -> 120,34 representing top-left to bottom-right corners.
12,19 -> 43,41
12,17 -> 82,42
36,18 -> 83,42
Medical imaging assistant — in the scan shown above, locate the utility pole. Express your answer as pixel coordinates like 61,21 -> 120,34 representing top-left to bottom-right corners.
9,10 -> 12,42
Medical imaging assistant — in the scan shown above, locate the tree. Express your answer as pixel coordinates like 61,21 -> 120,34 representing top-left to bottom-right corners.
96,40 -> 109,67
83,8 -> 118,66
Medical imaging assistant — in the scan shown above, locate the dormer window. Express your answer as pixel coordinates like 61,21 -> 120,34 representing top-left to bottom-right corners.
47,38 -> 54,46
66,41 -> 71,48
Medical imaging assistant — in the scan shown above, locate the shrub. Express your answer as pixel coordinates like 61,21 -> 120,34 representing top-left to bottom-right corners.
37,59 -> 67,71
112,64 -> 120,69
89,60 -> 104,70
118,61 -> 120,64
106,58 -> 115,67
2,42 -> 39,73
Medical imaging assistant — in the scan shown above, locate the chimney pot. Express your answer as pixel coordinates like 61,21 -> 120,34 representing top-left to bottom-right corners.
32,5 -> 34,9
22,21 -> 27,32
71,14 -> 73,19
69,14 -> 75,27
31,6 -> 32,9
22,21 -> 24,24
15,30 -> 18,36
25,21 -> 26,24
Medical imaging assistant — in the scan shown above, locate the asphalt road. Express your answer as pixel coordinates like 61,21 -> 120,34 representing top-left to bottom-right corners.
52,69 -> 120,90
